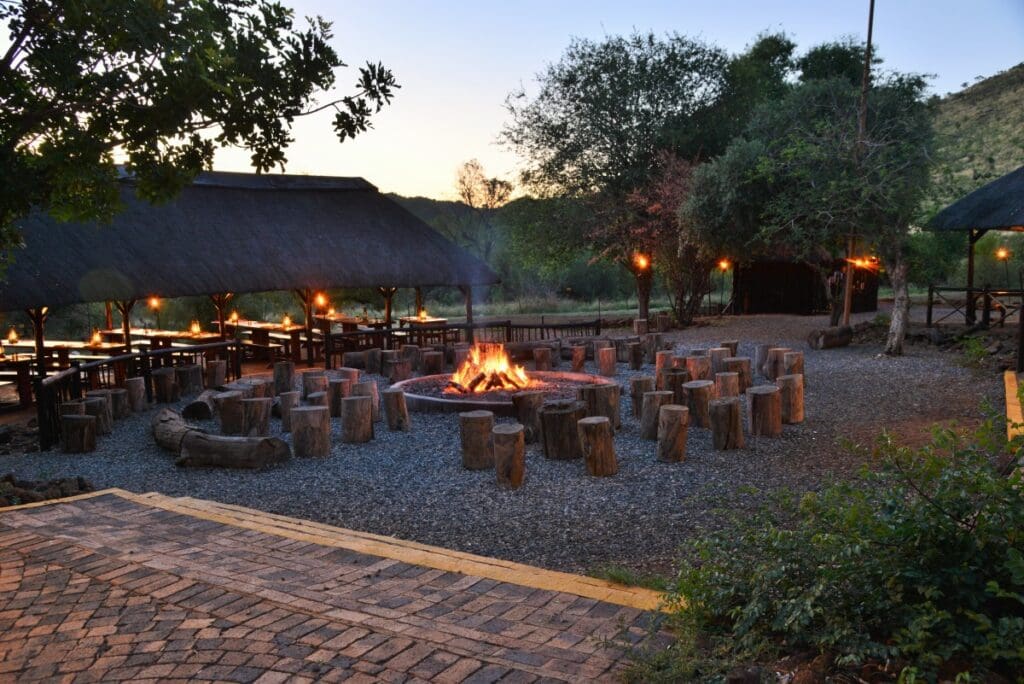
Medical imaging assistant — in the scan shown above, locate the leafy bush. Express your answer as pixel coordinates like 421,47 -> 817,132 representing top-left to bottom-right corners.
629,419 -> 1024,682
960,337 -> 989,368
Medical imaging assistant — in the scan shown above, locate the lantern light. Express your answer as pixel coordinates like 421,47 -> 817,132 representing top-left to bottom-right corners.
327,307 -> 336,316
148,296 -> 160,309
633,253 -> 650,271
229,310 -> 239,323
6,328 -> 18,344
996,247 -> 1011,261
282,314 -> 292,327
190,320 -> 202,336
718,258 -> 731,272
315,292 -> 328,308
90,330 -> 102,345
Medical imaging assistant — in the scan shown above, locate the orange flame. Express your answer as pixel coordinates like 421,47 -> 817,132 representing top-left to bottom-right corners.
448,343 -> 533,393
90,330 -> 102,345
633,253 -> 650,271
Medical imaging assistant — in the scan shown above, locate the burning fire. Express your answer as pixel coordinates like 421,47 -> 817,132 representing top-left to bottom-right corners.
447,343 -> 533,393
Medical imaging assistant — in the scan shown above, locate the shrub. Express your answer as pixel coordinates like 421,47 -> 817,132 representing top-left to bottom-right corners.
628,418 -> 1024,682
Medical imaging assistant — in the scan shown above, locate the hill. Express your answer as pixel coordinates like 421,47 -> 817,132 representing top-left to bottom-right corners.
928,62 -> 1024,214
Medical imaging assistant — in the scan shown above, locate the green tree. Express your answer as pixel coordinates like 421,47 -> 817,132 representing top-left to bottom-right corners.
444,159 -> 512,264
0,0 -> 397,247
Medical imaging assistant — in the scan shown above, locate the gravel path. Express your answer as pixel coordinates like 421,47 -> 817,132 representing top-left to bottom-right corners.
0,309 -> 1002,577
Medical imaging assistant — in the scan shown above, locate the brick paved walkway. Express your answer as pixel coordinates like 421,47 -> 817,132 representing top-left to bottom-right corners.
0,491 -> 668,682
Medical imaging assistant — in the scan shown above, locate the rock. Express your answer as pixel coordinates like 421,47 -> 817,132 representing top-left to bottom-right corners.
985,341 -> 1002,354
725,665 -> 765,684
792,668 -> 825,684
926,327 -> 947,345
0,429 -> 11,445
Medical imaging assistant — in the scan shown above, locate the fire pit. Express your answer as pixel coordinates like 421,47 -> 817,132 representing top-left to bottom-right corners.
392,342 -> 614,416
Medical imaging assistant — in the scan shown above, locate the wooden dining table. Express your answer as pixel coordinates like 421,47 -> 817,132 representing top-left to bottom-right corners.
223,319 -> 308,363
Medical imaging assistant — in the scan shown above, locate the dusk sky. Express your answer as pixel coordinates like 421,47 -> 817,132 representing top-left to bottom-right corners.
212,0 -> 1024,200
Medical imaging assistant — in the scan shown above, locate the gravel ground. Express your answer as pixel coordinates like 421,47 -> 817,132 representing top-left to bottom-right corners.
0,309 -> 1002,576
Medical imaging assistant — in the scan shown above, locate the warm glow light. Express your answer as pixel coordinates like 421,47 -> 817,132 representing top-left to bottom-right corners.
847,256 -> 877,269
315,293 -> 328,308
6,328 -> 18,344
282,314 -> 292,327
996,247 -> 1011,261
148,296 -> 160,309
718,258 -> 731,271
418,308 -> 427,320
327,307 -> 336,316
90,330 -> 102,345
229,310 -> 239,323
633,253 -> 650,271
190,320 -> 202,336
448,343 -> 533,393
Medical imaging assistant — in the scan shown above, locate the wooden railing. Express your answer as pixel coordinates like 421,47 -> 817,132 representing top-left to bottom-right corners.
926,285 -> 1024,327
323,319 -> 602,369
35,340 -> 243,451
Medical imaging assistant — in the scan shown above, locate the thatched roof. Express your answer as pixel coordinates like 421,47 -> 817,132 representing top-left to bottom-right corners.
928,164 -> 1024,232
0,171 -> 498,311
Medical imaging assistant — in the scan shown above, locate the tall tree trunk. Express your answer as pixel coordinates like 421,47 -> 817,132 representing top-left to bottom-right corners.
884,254 -> 910,356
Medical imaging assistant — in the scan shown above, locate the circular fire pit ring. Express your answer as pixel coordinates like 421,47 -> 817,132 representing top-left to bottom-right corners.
392,371 -> 616,417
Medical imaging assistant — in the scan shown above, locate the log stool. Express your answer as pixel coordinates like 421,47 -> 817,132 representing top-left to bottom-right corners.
664,367 -> 690,404
747,385 -> 783,437
328,378 -> 351,417
577,416 -> 617,476
654,350 -> 674,388
645,333 -> 663,364
214,391 -> 244,435
723,357 -> 753,392
570,345 -> 586,372
248,377 -> 275,398
421,350 -> 445,375
493,423 -> 525,489
776,374 -> 805,424
337,367 -> 361,385
400,344 -> 420,372
765,347 -> 791,381
273,361 -> 295,396
629,376 -> 656,419
61,415 -> 97,453
720,340 -> 739,356
82,394 -> 112,435
279,391 -> 300,432
628,342 -> 644,370
291,405 -> 331,457
352,380 -> 381,422
683,380 -> 715,429
241,397 -> 271,437
380,349 -> 400,376
715,372 -> 740,398
685,355 -> 711,382
533,346 -> 552,372
632,318 -> 648,335
538,400 -> 586,460
306,391 -> 328,408
152,367 -> 178,403
382,387 -> 411,431
341,395 -> 374,443
577,383 -> 620,430
710,397 -> 745,450
657,404 -> 688,462
302,372 -> 328,399
206,359 -> 228,389
511,390 -> 544,444
341,352 -> 365,370
784,351 -> 805,379
708,347 -> 731,376
459,410 -> 494,469
597,346 -> 616,377
453,345 -> 471,369
388,359 -> 412,383
59,400 -> 85,417
125,376 -> 147,412
640,390 -> 674,440
366,348 -> 383,375
107,388 -> 130,419
175,364 -> 204,397
755,343 -> 773,376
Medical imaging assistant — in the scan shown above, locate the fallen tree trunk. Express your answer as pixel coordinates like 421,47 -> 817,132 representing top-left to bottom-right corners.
182,389 -> 217,421
807,325 -> 853,350
151,408 -> 290,469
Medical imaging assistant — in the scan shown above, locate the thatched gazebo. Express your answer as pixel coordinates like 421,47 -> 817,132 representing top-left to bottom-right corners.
928,164 -> 1024,323
0,171 -> 498,365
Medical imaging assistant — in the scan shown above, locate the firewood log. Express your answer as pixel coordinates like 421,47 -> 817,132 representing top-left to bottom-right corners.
182,389 -> 217,421
151,408 -> 289,469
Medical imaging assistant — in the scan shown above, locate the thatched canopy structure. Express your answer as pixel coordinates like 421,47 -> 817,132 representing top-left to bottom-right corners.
926,165 -> 1024,323
0,171 -> 498,363
0,171 -> 497,311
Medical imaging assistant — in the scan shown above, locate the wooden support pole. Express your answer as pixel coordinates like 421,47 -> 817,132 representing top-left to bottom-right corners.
26,307 -> 48,376
115,300 -> 135,354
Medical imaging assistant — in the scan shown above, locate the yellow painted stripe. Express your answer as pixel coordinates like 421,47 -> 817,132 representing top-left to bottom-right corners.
1005,370 -> 1023,441
119,491 -> 665,612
